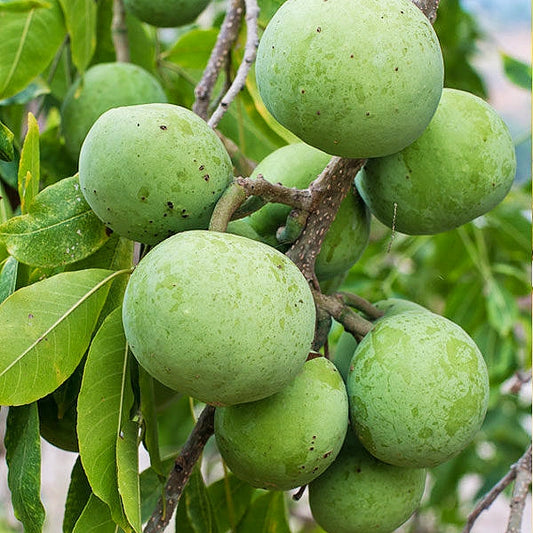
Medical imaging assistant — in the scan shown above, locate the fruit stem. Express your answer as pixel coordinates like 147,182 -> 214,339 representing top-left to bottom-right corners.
208,182 -> 248,232
338,292 -> 385,321
112,0 -> 130,63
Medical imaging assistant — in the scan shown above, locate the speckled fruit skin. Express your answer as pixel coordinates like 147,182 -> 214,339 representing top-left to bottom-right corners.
309,435 -> 426,533
248,143 -> 371,280
79,103 -> 233,245
214,357 -> 348,490
123,0 -> 209,27
333,330 -> 357,382
122,230 -> 316,406
374,298 -> 427,317
356,88 -> 517,235
347,311 -> 489,468
61,63 -> 167,160
255,0 -> 443,158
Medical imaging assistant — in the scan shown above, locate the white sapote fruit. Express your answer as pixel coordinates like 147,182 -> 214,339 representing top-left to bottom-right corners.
333,330 -> 358,382
214,357 -> 348,490
61,62 -> 167,160
79,103 -> 233,244
255,0 -> 443,158
309,434 -> 427,533
356,88 -> 517,234
123,0 -> 209,28
122,230 -> 316,406
373,297 -> 428,317
248,143 -> 371,280
347,311 -> 489,468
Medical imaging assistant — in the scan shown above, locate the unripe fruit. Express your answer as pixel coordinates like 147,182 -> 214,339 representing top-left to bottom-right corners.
333,330 -> 357,382
214,357 -> 348,490
79,103 -> 233,244
248,143 -> 371,280
373,297 -> 427,317
347,311 -> 489,468
309,435 -> 426,533
356,88 -> 517,234
61,62 -> 167,160
122,230 -> 316,406
123,0 -> 209,28
255,0 -> 443,158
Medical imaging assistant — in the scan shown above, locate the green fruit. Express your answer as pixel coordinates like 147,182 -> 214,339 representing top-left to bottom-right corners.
347,312 -> 489,468
356,88 -> 517,234
248,143 -> 371,280
79,103 -> 233,244
122,230 -> 316,406
214,357 -> 348,490
255,0 -> 443,158
124,0 -> 209,27
61,62 -> 167,160
333,330 -> 357,382
373,298 -> 427,317
309,434 -> 426,533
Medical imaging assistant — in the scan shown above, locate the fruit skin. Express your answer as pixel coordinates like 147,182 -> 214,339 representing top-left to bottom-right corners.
309,434 -> 426,533
248,143 -> 371,280
122,230 -> 316,406
79,103 -> 233,245
333,330 -> 357,382
255,0 -> 443,158
347,311 -> 489,468
123,0 -> 209,27
61,62 -> 167,160
356,88 -> 517,235
373,297 -> 427,317
214,357 -> 348,490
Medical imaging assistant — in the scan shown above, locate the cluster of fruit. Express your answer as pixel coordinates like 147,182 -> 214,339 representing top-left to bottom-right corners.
64,0 -> 516,532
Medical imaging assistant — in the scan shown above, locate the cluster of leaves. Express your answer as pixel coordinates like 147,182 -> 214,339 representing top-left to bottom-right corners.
0,0 -> 530,532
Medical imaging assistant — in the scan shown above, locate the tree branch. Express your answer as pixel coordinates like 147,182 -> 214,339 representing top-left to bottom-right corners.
463,445 -> 532,533
143,405 -> 216,532
338,292 -> 385,321
193,0 -> 244,120
112,0 -> 130,63
208,0 -> 260,129
507,445 -> 532,533
411,0 -> 440,23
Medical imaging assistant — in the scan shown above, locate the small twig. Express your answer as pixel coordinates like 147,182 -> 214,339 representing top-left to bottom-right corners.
208,0 -> 260,129
193,0 -> 244,120
112,0 -> 130,63
507,445 -> 532,533
411,0 -> 441,23
338,292 -> 384,321
292,485 -> 307,501
509,369 -> 532,395
235,175 -> 313,211
463,445 -> 532,533
286,157 -> 367,283
312,289 -> 373,341
143,405 -> 216,533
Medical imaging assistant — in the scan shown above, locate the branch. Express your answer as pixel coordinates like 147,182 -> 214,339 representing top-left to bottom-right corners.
193,0 -> 244,120
207,0 -> 260,129
286,157 -> 367,283
338,292 -> 384,321
143,405 -> 216,533
463,445 -> 532,533
411,0 -> 440,23
312,289 -> 373,341
112,0 -> 130,63
507,445 -> 532,533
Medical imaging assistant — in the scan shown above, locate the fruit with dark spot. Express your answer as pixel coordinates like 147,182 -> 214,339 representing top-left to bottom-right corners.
61,62 -> 167,160
79,103 -> 233,244
347,311 -> 489,467
255,0 -> 443,158
122,230 -> 316,406
356,89 -> 517,234
123,0 -> 210,28
309,434 -> 426,533
214,357 -> 348,490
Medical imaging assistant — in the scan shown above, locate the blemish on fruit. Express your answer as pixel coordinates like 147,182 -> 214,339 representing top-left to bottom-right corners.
316,111 -> 321,115
203,174 -> 210,182
323,451 -> 332,458
199,165 -> 205,170
316,27 -> 321,32
160,125 -> 167,130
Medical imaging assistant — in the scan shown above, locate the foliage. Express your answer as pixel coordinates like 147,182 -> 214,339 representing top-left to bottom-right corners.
0,0 -> 530,532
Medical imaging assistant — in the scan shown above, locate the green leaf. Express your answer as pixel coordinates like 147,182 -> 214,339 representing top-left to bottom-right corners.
116,357 -> 142,533
72,493 -> 121,533
77,307 -> 133,532
501,53 -> 532,90
139,462 -> 174,524
0,268 -> 115,405
17,112 -> 39,213
4,403 -> 45,533
208,473 -> 255,532
236,491 -> 290,533
0,175 -> 110,268
0,178 -> 13,222
257,0 -> 284,27
63,456 -> 92,533
0,77 -> 50,105
0,0 -> 66,100
0,0 -> 51,12
485,279 -> 519,337
58,0 -> 96,73
0,255 -> 18,303
0,120 -> 14,161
